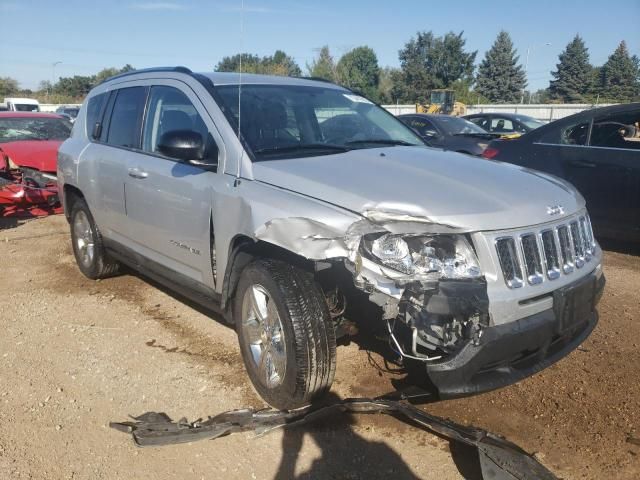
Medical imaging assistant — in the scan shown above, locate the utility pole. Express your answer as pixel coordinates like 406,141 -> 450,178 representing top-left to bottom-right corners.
49,61 -> 62,101
521,43 -> 551,104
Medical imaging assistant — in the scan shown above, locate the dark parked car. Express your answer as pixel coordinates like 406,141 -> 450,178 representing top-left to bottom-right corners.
55,106 -> 80,123
399,113 -> 498,156
463,112 -> 545,136
483,103 -> 640,242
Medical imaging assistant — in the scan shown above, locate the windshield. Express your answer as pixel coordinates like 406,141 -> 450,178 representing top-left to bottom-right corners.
434,116 -> 487,135
14,104 -> 40,112
516,115 -> 545,130
215,84 -> 425,160
63,108 -> 79,118
0,117 -> 72,143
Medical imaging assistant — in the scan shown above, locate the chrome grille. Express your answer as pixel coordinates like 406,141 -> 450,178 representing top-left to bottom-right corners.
496,237 -> 523,288
570,221 -> 585,268
520,234 -> 543,285
540,230 -> 560,279
557,225 -> 574,274
495,215 -> 596,288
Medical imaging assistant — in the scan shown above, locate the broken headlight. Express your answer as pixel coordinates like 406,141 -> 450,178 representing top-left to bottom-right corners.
364,234 -> 482,279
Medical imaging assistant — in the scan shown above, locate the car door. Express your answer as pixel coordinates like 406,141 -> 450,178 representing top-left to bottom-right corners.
79,87 -> 146,242
123,82 -> 226,289
565,108 -> 640,240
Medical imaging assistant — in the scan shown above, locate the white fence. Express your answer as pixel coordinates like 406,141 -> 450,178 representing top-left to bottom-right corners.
380,103 -> 616,122
39,103 -> 82,113
381,104 -> 419,116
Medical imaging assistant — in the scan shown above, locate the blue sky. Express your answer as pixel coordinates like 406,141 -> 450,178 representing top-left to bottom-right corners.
1,0 -> 638,92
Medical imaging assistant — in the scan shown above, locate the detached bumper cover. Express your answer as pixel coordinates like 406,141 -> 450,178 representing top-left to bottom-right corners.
428,269 -> 605,398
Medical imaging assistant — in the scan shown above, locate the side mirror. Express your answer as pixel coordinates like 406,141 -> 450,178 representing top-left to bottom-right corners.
158,130 -> 204,161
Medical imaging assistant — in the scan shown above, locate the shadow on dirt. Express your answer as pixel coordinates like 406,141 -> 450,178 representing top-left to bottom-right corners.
274,391 -> 484,480
0,217 -> 20,230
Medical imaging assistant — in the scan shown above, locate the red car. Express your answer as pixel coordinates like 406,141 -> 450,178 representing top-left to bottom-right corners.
0,112 -> 72,217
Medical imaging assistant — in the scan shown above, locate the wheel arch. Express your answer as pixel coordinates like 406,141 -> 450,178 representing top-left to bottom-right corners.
63,184 -> 85,221
220,234 -> 315,313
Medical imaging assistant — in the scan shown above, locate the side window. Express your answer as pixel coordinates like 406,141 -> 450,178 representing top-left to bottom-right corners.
590,111 -> 640,150
491,117 -> 514,133
470,117 -> 489,131
142,86 -> 212,157
85,93 -> 106,140
106,87 -> 146,148
538,119 -> 590,146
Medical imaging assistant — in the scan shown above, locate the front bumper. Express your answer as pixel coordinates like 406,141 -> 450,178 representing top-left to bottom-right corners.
427,269 -> 605,398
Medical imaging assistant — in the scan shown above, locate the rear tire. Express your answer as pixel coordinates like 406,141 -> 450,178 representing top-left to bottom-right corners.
69,198 -> 120,279
234,259 -> 336,410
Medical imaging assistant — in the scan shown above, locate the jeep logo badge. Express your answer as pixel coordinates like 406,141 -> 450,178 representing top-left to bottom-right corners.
546,205 -> 565,216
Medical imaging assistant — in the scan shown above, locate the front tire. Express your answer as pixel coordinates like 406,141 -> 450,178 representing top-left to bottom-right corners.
70,199 -> 120,279
234,260 -> 336,410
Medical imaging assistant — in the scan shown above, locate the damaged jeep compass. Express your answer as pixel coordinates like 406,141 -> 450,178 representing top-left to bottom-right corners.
58,68 -> 605,409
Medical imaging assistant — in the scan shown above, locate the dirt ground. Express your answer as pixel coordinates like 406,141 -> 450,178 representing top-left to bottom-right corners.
1,215 -> 638,480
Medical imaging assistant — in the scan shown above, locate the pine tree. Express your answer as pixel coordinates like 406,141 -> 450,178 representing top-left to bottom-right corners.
307,46 -> 336,82
600,41 -> 640,102
548,35 -> 592,103
475,31 -> 526,103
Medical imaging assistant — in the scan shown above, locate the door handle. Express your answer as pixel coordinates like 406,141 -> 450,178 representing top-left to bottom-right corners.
568,160 -> 596,168
128,168 -> 148,179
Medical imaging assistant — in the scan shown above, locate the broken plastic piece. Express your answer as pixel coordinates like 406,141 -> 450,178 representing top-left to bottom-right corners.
110,398 -> 558,480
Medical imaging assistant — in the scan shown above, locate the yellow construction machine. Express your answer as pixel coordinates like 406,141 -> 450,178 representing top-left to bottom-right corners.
417,89 -> 466,116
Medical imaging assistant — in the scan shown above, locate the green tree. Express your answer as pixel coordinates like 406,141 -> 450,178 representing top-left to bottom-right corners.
548,35 -> 593,103
336,46 -> 380,101
270,50 -> 302,77
392,31 -> 476,103
307,46 -> 336,81
215,51 -> 301,76
600,41 -> 640,102
53,75 -> 94,98
93,64 -> 135,84
475,31 -> 526,103
377,67 -> 398,103
0,77 -> 20,98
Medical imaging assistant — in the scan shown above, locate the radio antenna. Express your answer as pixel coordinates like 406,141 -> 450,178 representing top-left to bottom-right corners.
237,0 -> 244,141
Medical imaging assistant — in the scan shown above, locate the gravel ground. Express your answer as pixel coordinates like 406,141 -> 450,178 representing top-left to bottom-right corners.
0,215 -> 638,480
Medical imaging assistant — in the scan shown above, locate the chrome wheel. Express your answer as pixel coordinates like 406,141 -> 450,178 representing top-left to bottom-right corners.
241,284 -> 287,389
73,210 -> 95,268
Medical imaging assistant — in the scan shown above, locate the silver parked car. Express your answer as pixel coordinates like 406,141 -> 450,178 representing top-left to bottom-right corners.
58,67 -> 605,409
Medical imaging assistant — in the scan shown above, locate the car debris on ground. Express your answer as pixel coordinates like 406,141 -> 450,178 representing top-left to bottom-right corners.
110,396 -> 558,480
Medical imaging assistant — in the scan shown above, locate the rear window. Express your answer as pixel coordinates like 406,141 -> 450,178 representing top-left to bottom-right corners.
106,87 -> 146,148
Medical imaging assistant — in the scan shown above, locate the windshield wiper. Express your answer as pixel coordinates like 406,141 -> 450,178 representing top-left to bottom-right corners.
345,139 -> 416,147
254,143 -> 350,155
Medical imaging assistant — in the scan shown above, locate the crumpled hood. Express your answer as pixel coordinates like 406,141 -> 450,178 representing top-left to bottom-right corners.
252,146 -> 584,232
0,140 -> 61,173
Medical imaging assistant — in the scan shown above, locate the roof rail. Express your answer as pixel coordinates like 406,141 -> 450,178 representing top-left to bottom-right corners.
99,66 -> 193,85
301,76 -> 338,85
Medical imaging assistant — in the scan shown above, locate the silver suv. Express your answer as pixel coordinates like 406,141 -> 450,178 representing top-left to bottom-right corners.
58,67 -> 605,409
